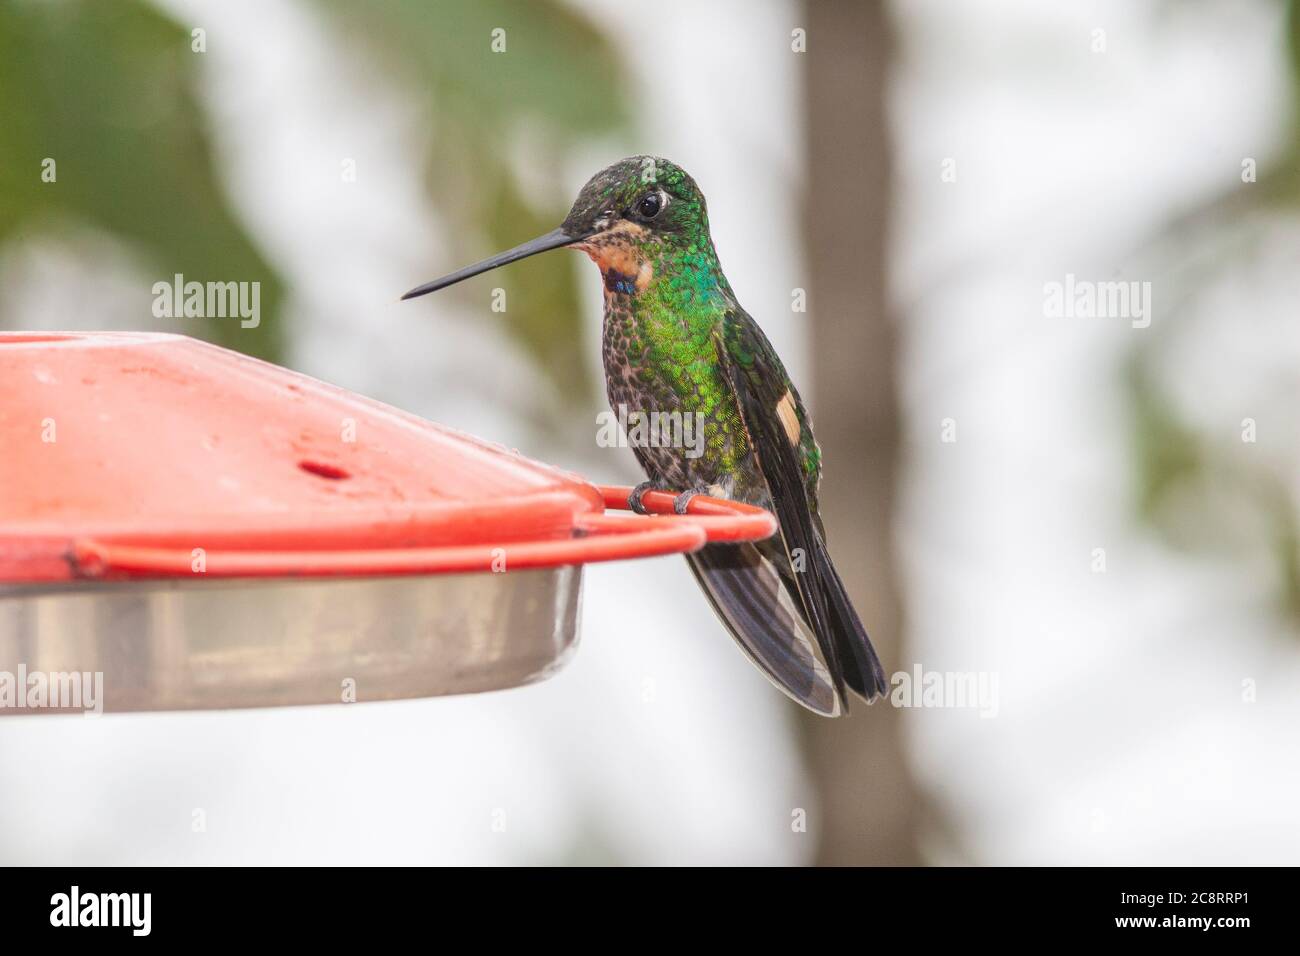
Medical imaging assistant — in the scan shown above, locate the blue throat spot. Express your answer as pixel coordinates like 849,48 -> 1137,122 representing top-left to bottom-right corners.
604,269 -> 637,295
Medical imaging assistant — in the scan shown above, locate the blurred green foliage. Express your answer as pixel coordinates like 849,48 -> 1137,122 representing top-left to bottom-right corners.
317,0 -> 630,403
0,0 -> 285,360
0,0 -> 629,402
1127,0 -> 1300,624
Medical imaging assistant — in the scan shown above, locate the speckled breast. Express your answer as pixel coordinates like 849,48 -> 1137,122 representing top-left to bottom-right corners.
600,296 -> 761,502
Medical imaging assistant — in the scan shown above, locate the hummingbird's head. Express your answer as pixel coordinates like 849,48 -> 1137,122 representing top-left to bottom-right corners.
559,156 -> 712,294
401,156 -> 717,301
561,156 -> 707,244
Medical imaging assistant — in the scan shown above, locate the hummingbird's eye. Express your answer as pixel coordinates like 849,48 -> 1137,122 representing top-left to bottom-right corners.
635,192 -> 662,219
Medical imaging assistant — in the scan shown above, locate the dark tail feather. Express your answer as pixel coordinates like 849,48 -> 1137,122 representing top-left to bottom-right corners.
808,532 -> 889,701
685,542 -> 842,716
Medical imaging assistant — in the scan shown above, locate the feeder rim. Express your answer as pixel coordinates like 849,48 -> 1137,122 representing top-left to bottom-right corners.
62,486 -> 777,580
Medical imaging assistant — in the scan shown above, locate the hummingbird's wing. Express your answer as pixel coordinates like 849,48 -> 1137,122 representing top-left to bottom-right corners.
712,311 -> 888,709
685,542 -> 842,715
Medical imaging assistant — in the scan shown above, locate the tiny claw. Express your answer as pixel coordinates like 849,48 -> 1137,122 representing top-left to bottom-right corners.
628,480 -> 658,515
673,490 -> 698,515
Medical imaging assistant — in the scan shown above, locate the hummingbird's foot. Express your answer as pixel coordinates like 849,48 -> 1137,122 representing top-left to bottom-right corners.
627,480 -> 664,515
672,490 -> 700,515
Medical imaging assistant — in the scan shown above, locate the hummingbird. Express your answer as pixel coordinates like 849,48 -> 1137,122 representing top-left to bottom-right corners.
402,156 -> 886,716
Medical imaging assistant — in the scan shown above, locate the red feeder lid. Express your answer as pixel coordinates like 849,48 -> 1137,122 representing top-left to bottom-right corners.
0,332 -> 775,584
0,331 -> 777,713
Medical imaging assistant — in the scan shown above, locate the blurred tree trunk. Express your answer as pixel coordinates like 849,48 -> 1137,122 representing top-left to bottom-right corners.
801,0 -> 921,865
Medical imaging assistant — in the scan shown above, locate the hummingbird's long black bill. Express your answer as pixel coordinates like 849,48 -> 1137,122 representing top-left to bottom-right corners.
401,226 -> 584,301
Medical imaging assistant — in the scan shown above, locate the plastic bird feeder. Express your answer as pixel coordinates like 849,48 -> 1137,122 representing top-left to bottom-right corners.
0,332 -> 775,713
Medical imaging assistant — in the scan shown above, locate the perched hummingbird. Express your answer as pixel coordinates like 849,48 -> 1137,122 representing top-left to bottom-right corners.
403,156 -> 886,716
